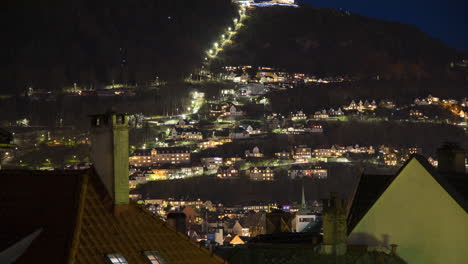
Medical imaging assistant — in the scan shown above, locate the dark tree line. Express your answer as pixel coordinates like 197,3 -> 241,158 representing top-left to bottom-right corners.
2,0 -> 236,94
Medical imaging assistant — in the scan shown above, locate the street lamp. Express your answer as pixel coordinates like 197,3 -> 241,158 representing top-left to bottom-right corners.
214,42 -> 219,48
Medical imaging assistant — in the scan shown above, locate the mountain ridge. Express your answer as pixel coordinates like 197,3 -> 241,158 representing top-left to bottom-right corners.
213,5 -> 466,80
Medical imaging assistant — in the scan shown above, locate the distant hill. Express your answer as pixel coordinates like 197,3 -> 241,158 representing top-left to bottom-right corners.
215,5 -> 466,80
2,0 -> 236,94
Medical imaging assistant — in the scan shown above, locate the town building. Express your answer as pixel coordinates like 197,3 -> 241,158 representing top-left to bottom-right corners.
288,165 -> 328,179
224,105 -> 244,117
175,119 -> 194,129
230,127 -> 250,139
198,138 -> 232,149
201,157 -> 223,170
409,109 -> 427,120
245,146 -> 264,158
216,166 -> 239,178
313,109 -> 329,119
129,149 -> 152,167
239,83 -> 267,96
151,147 -> 191,164
130,147 -> 191,166
245,125 -> 262,134
275,150 -> 290,159
169,127 -> 203,141
293,145 -> 312,163
224,157 -> 244,166
160,164 -> 204,180
291,110 -> 307,120
293,186 -> 321,232
249,167 -> 274,181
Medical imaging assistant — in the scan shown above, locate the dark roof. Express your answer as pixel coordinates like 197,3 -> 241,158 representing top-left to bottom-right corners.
0,169 -> 86,263
218,166 -> 236,171
0,128 -> 13,144
347,154 -> 468,233
249,232 -> 320,245
233,127 -> 246,133
131,149 -> 151,156
154,147 -> 190,153
289,165 -> 304,170
174,127 -> 201,133
249,167 -> 271,171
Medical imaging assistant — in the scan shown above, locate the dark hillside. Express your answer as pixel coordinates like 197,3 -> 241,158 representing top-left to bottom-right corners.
216,6 -> 465,80
2,0 -> 236,94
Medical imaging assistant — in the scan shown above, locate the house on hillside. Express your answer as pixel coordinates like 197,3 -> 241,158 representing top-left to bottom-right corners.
230,127 -> 250,139
224,105 -> 244,117
245,146 -> 264,158
348,144 -> 468,264
216,166 -> 239,179
249,167 -> 274,181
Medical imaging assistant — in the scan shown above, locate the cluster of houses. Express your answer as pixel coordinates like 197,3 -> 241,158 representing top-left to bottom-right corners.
128,144 -> 333,186
343,99 -> 378,112
313,144 -> 375,158
222,65 -> 347,85
414,95 -> 468,120
128,143 -> 423,184
136,195 -> 323,247
313,108 -> 345,119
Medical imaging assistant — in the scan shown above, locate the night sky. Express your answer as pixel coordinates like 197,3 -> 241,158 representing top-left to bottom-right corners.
305,0 -> 468,52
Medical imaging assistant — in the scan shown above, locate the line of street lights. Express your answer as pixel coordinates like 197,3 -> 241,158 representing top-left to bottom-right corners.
204,5 -> 247,62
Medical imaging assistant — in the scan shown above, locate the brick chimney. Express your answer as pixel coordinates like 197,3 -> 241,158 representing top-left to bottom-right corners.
319,192 -> 347,256
437,142 -> 466,174
90,111 -> 129,207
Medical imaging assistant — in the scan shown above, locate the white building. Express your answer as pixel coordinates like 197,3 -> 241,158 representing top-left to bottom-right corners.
239,83 -> 268,96
294,186 -> 320,232
245,146 -> 264,158
201,157 -> 223,170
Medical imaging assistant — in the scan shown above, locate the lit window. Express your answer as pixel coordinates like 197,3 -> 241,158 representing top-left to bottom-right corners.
106,254 -> 128,264
144,251 -> 165,264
